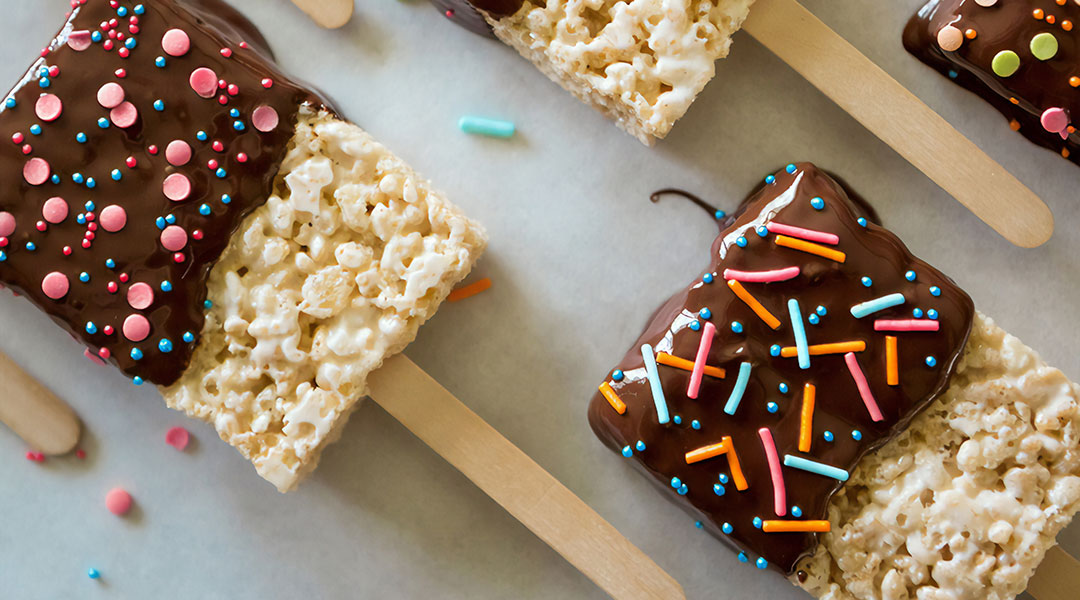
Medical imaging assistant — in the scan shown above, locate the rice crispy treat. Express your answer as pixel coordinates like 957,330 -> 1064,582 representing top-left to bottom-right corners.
0,0 -> 486,491
433,0 -> 756,145
588,162 -> 1080,599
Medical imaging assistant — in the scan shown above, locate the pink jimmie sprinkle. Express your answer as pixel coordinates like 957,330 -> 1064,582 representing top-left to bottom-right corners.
844,352 -> 884,422
165,427 -> 190,451
766,222 -> 840,246
122,313 -> 150,342
161,28 -> 191,56
110,101 -> 138,128
758,428 -> 787,517
874,319 -> 940,332
723,266 -> 800,283
99,205 -> 127,233
687,321 -> 716,400
189,67 -> 218,98
105,488 -> 133,516
252,105 -> 279,132
35,94 -> 63,122
23,157 -> 50,185
42,197 -> 69,224
96,82 -> 125,108
41,272 -> 70,300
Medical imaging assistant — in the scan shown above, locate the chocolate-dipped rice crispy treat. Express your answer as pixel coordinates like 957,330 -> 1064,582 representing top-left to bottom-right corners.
0,0 -> 486,491
905,0 -> 1080,166
434,0 -> 755,145
589,163 -> 1080,598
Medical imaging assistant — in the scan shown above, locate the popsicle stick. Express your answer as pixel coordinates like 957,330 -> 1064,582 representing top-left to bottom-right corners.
367,354 -> 685,600
0,350 -> 81,455
1028,545 -> 1080,600
289,0 -> 354,29
742,0 -> 1054,248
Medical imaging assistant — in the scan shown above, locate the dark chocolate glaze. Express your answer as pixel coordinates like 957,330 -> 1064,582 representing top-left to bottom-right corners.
905,0 -> 1080,165
0,0 -> 332,386
429,0 -> 496,36
588,163 -> 974,574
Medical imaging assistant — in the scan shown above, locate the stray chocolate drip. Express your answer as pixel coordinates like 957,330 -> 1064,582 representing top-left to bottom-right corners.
650,188 -> 728,223
588,163 -> 974,574
0,0 -> 332,386
429,0 -> 496,36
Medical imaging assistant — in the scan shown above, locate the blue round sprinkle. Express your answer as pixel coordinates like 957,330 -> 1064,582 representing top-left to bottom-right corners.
97,117 -> 109,129
824,431 -> 835,442
792,506 -> 803,518
905,270 -> 917,282
753,517 -> 763,529
677,484 -> 688,496
159,339 -> 174,353
105,258 -> 116,269
154,100 -> 165,111
767,402 -> 779,414
160,281 -> 172,292
4,98 -> 15,108
770,344 -> 781,357
85,322 -> 97,334
92,31 -> 103,42
25,242 -> 36,251
689,320 -> 701,331
125,38 -> 136,49
930,286 -> 941,297
130,348 -> 143,361
928,309 -> 939,320
857,217 -> 868,227
765,175 -> 776,184
612,370 -> 624,382
155,217 -> 166,230
165,214 -> 176,224
926,356 -> 937,367
621,446 -> 633,457
786,163 -> 797,174
811,197 -> 825,210
713,484 -> 725,497
718,473 -> 729,484
779,383 -> 789,393
117,6 -> 128,16
73,173 -> 85,184
85,201 -> 95,211
861,276 -> 873,287
816,305 -> 827,316
730,321 -> 743,333
756,558 -> 768,570
51,174 -> 60,185
714,210 -> 726,220
913,308 -> 924,318
155,56 -> 166,68
635,440 -> 646,452
691,420 -> 701,430
755,225 -> 768,238
197,131 -> 208,141
39,77 -> 50,89
738,552 -> 749,563
694,520 -> 704,529
183,332 -> 195,343
76,132 -> 87,143
215,168 -> 227,179
233,120 -> 245,131
948,69 -> 959,79
699,308 -> 712,319
736,236 -> 747,248
87,568 -> 100,580
79,272 -> 90,283
0,252 -> 6,262
722,522 -> 733,534
132,377 -> 144,386
671,478 -> 682,489
199,204 -> 212,216
111,169 -> 122,181
229,108 -> 241,118
852,430 -> 863,441
673,415 -> 683,425
39,67 -> 49,78
203,300 -> 213,309
135,4 -> 145,15
702,272 -> 713,284
808,314 -> 820,325
76,214 -> 86,225
30,124 -> 41,135
86,178 -> 96,189
221,194 -> 232,205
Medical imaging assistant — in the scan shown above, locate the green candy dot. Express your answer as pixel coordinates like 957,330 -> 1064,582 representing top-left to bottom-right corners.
992,50 -> 1021,77
1031,32 -> 1059,61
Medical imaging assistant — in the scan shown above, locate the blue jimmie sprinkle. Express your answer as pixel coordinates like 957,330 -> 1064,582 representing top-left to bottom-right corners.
612,369 -> 624,382
87,568 -> 101,580
641,343 -> 670,424
635,440 -> 646,452
458,115 -> 516,138
85,322 -> 97,334
788,299 -> 810,369
723,362 -> 753,415
784,455 -> 850,481
770,344 -> 781,357
857,217 -> 868,227
810,197 -> 825,210
722,522 -> 733,534
850,293 -> 906,319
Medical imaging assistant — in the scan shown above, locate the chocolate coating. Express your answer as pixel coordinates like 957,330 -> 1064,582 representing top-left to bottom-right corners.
0,0 -> 331,385
588,163 -> 974,573
905,0 -> 1080,164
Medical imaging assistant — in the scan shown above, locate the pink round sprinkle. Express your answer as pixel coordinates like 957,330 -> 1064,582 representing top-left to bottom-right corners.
189,67 -> 218,98
0,212 -> 16,237
41,272 -> 70,300
1042,107 -> 1069,134
35,94 -> 62,122
122,314 -> 150,342
23,157 -> 50,185
161,28 -> 191,56
126,282 -> 154,310
252,105 -> 279,132
160,225 -> 188,251
165,140 -> 192,166
165,427 -> 190,451
110,101 -> 138,128
99,205 -> 127,232
96,82 -> 125,108
162,173 -> 191,201
67,30 -> 93,51
42,197 -> 68,224
105,488 -> 133,516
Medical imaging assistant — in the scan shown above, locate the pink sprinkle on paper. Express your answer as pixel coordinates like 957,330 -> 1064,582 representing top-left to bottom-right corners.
105,488 -> 133,516
165,427 -> 190,451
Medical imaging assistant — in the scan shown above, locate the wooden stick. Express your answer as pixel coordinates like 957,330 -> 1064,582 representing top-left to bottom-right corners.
0,350 -> 80,455
289,0 -> 354,29
367,354 -> 685,600
742,0 -> 1054,248
1028,545 -> 1080,600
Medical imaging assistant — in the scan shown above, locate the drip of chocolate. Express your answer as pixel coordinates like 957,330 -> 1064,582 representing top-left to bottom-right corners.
905,0 -> 1080,164
428,0 -> 532,36
0,0 -> 332,386
649,188 -> 729,225
588,163 -> 974,573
